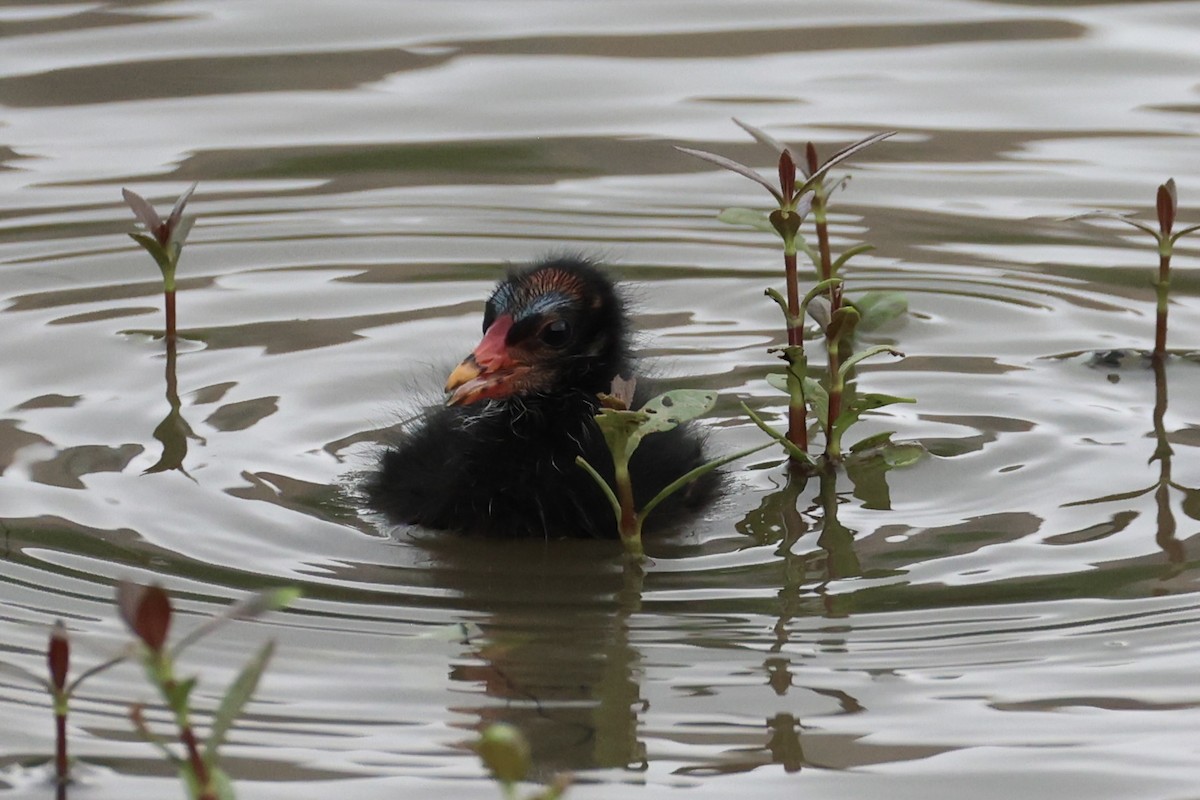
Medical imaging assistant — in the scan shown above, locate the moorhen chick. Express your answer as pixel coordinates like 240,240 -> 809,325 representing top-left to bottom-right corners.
364,255 -> 715,538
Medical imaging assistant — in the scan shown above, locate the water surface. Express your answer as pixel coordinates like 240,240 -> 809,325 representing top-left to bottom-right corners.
1,2 -> 1199,798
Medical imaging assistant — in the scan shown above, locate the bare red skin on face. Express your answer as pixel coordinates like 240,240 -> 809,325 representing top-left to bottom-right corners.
444,315 -> 530,406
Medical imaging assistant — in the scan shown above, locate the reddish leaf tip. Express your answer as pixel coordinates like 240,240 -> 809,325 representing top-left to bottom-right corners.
48,620 -> 70,691
116,581 -> 172,652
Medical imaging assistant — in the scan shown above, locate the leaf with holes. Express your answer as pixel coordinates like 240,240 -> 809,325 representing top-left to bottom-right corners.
630,390 -> 716,452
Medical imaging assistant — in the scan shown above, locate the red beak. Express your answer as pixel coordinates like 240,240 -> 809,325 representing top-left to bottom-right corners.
444,315 -> 531,406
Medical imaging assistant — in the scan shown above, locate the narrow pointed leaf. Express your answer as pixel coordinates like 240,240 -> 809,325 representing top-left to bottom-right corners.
764,287 -> 797,326
67,649 -> 131,695
675,146 -> 784,204
166,183 -> 198,239
173,587 -> 301,656
170,214 -> 196,251
206,640 -> 275,760
801,131 -> 895,192
641,440 -> 776,520
831,243 -> 874,274
838,345 -> 904,381
122,188 -> 164,235
0,659 -> 51,691
574,456 -> 623,521
1086,213 -> 1163,240
1170,222 -> 1200,244
800,278 -> 843,318
733,118 -> 787,154
718,207 -> 776,233
741,403 -> 816,463
129,232 -> 174,275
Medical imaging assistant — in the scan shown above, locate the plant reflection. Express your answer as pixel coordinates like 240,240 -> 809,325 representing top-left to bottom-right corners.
1065,353 -> 1198,577
143,333 -> 202,475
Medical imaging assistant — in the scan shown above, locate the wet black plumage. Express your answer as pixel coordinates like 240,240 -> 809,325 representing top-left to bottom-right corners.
364,256 -> 715,538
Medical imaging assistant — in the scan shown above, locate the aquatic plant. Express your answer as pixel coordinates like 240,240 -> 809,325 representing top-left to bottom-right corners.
0,583 -> 297,799
678,121 -> 913,468
0,622 -> 128,795
123,184 -> 197,343
117,581 -> 299,800
1087,179 -> 1200,361
575,378 -> 771,559
474,723 -> 571,800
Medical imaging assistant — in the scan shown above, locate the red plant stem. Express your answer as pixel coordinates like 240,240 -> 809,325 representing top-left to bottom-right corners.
783,249 -> 809,454
812,193 -> 844,439
179,724 -> 214,800
164,289 -> 177,344
1155,252 -> 1170,360
783,250 -> 801,346
55,711 -> 68,787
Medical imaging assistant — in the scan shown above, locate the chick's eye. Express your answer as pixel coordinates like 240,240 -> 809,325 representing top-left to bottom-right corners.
538,319 -> 571,347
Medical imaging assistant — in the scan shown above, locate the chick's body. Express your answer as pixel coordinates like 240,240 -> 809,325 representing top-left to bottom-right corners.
365,256 -> 713,538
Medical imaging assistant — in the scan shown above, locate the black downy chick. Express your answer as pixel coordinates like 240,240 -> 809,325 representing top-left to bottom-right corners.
364,256 -> 715,538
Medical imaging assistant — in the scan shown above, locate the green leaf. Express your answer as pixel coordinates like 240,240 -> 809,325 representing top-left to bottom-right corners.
848,430 -> 896,453
210,766 -> 236,800
838,344 -> 903,381
205,640 -> 275,762
826,305 -> 861,345
475,723 -> 531,784
593,407 -> 647,462
173,588 -> 301,656
718,207 -> 776,233
575,455 -> 622,522
741,402 -> 817,464
129,232 -> 173,276
629,390 -> 716,452
853,291 -> 908,331
831,243 -> 874,274
831,392 -> 915,441
764,287 -> 796,327
803,377 -> 829,433
881,441 -> 925,467
641,440 -> 776,520
166,676 -> 197,711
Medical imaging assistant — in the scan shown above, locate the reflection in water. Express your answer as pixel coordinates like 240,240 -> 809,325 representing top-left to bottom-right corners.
411,537 -> 646,773
143,335 -> 201,475
1065,352 -> 1198,578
